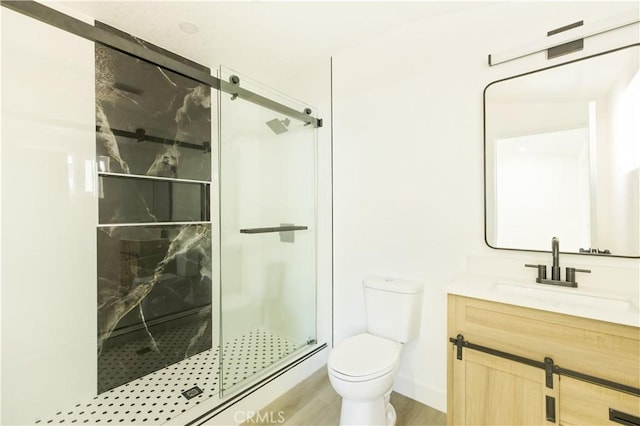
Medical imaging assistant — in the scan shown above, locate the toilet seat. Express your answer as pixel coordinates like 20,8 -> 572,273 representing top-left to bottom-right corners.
328,333 -> 401,382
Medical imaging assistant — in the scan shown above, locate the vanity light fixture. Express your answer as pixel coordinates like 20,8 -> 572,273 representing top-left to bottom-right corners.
488,11 -> 639,66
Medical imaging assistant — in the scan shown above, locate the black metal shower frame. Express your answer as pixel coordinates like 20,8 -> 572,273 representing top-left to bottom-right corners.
1,0 -> 323,129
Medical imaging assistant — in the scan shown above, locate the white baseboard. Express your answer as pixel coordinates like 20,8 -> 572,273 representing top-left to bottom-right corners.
393,373 -> 447,413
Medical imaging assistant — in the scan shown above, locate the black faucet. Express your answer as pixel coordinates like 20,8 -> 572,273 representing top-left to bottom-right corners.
551,236 -> 560,281
525,236 -> 591,287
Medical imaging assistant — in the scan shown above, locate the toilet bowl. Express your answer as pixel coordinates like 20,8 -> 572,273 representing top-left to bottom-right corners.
328,277 -> 424,426
328,333 -> 401,425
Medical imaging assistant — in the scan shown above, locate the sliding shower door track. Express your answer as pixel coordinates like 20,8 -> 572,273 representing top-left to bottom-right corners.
185,343 -> 327,426
1,1 -> 323,128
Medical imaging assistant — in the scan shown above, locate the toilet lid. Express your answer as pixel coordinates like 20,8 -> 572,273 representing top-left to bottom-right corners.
328,333 -> 400,379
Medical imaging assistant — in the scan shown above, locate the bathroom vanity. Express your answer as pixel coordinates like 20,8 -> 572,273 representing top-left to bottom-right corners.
446,278 -> 640,426
455,17 -> 640,426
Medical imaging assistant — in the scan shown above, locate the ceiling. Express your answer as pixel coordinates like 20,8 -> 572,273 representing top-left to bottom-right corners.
61,1 -> 491,85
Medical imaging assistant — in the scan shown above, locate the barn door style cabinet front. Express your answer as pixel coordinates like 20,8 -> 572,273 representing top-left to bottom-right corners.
447,295 -> 640,426
452,348 -> 559,424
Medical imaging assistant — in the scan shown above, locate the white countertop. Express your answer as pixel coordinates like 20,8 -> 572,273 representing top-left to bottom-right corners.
447,274 -> 640,328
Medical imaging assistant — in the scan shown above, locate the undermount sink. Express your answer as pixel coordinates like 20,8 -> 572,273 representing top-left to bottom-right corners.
493,282 -> 636,312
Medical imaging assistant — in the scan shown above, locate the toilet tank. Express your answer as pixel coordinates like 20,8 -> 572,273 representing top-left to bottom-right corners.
363,276 -> 424,343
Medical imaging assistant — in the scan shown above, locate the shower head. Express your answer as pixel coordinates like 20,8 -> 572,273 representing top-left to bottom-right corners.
266,118 -> 290,135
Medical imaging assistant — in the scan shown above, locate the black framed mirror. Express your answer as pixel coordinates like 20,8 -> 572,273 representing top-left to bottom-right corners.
484,44 -> 639,258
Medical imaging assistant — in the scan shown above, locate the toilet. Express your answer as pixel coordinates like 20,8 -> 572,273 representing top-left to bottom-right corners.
328,277 -> 424,425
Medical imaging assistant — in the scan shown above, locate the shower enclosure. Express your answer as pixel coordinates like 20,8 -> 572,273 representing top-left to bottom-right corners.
0,2 -> 321,424
218,68 -> 318,395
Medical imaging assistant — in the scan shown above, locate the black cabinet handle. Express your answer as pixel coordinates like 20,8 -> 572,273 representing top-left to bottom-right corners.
545,396 -> 556,423
610,408 -> 640,426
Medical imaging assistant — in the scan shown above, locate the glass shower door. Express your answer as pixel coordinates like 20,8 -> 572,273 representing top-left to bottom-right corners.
218,67 -> 317,394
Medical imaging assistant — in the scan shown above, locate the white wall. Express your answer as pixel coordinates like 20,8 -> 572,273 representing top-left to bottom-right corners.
1,5 -> 97,424
333,1 -> 640,412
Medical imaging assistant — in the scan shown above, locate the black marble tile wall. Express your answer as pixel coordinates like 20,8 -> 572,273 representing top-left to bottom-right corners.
95,43 -> 213,393
97,224 -> 212,393
95,44 -> 211,181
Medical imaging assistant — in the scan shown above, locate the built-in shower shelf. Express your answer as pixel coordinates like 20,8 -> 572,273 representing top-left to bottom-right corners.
98,171 -> 212,185
98,172 -> 211,225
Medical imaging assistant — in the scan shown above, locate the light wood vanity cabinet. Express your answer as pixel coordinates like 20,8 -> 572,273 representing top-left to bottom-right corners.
447,295 -> 640,426
560,377 -> 640,425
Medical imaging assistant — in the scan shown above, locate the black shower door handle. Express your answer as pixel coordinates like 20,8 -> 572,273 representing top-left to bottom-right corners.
240,225 -> 308,234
